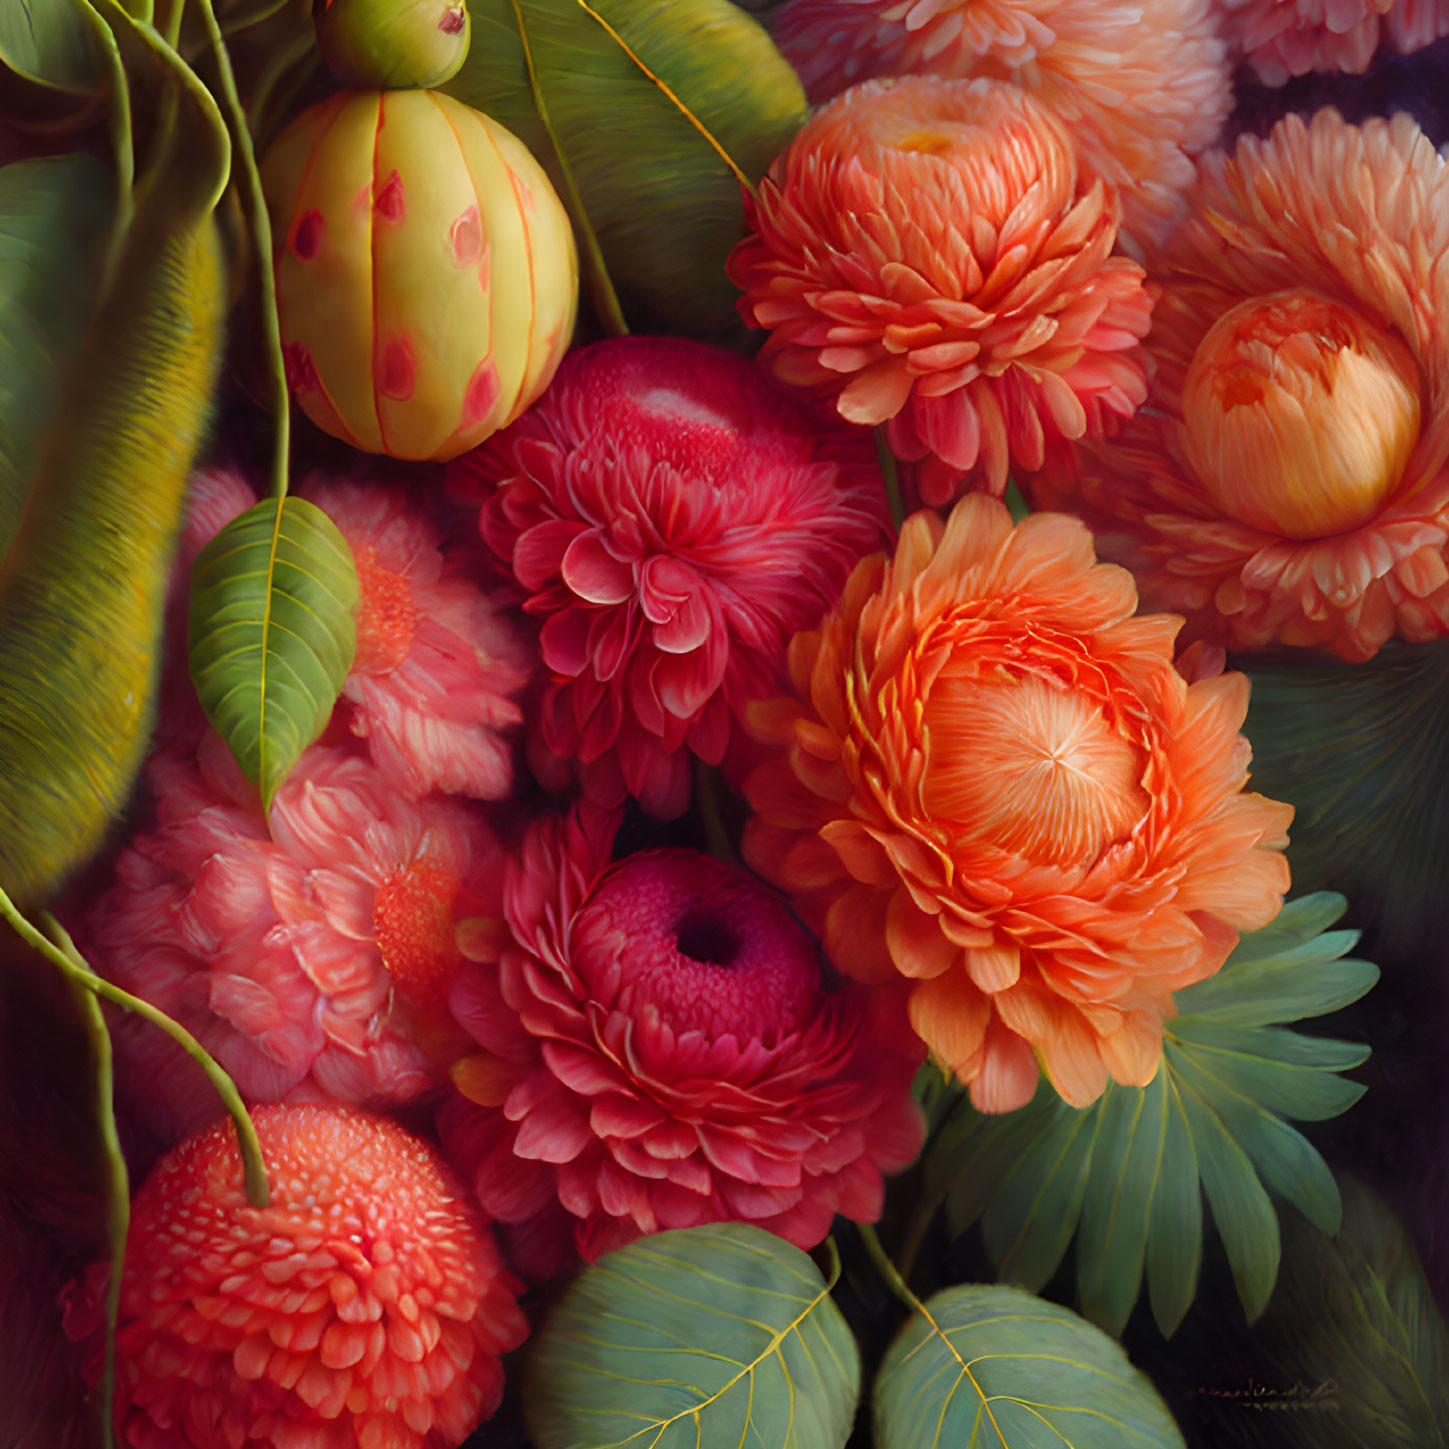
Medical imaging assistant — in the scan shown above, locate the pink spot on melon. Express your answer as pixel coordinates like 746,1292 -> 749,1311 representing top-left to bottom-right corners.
375,171 -> 405,222
477,243 -> 491,292
517,182 -> 536,214
377,338 -> 416,401
439,4 -> 466,32
462,359 -> 501,429
352,183 -> 372,211
284,342 -> 320,394
451,207 -> 483,267
289,209 -> 324,261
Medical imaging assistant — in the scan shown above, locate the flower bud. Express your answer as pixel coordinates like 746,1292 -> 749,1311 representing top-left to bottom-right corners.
314,0 -> 470,89
1181,289 -> 1421,538
261,89 -> 577,462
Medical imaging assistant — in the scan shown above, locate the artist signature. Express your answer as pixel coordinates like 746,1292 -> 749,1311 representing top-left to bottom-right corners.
1192,1378 -> 1340,1411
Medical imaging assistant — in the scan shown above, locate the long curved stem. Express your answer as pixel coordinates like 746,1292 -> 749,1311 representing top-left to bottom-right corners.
858,1221 -> 924,1316
193,0 -> 291,499
0,889 -> 269,1207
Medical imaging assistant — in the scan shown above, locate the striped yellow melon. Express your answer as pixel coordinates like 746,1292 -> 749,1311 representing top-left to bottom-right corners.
261,88 -> 578,462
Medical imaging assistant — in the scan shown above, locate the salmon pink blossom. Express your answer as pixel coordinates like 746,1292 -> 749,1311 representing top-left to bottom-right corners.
448,337 -> 890,818
108,1105 -> 526,1449
1029,111 -> 1449,661
438,806 -> 924,1276
727,76 -> 1154,508
769,0 -> 1232,249
76,735 -> 501,1142
743,494 -> 1294,1113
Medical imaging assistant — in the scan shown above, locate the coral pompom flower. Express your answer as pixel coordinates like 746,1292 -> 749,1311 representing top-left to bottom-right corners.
447,336 -> 890,818
302,475 -> 532,801
1217,0 -> 1449,85
727,76 -> 1154,508
110,1105 -> 526,1449
76,736 -> 501,1141
1030,111 -> 1449,661
743,495 -> 1293,1113
439,806 -> 924,1274
769,0 -> 1232,250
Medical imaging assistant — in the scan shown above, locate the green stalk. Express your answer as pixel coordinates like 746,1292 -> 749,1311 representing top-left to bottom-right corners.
0,887 -> 270,1207
192,0 -> 291,499
875,425 -> 904,531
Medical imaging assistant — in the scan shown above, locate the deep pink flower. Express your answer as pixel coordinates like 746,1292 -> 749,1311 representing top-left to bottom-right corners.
438,806 -> 925,1277
76,735 -> 502,1143
447,336 -> 890,819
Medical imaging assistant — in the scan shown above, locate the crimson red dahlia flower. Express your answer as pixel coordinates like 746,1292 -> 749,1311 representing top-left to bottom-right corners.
447,336 -> 890,818
100,1105 -> 526,1449
438,806 -> 924,1277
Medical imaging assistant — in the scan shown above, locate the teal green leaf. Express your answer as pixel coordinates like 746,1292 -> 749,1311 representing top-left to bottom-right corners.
873,1283 -> 1186,1449
0,156 -> 113,558
932,895 -> 1377,1337
1215,1178 -> 1449,1449
0,0 -> 102,91
188,498 -> 359,811
1243,639 -> 1449,949
523,1223 -> 859,1449
443,0 -> 807,336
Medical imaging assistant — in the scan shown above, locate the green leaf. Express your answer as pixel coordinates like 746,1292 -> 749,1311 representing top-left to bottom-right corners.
0,155 -> 113,557
524,1223 -> 859,1449
1216,1178 -> 1449,1449
0,0 -> 102,91
188,498 -> 359,811
931,894 -> 1377,1337
1243,640 -> 1449,949
443,0 -> 807,336
873,1283 -> 1187,1449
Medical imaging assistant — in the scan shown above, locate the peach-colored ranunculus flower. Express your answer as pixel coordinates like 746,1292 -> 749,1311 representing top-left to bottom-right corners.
727,75 -> 1153,508
743,494 -> 1293,1112
769,0 -> 1232,250
1029,110 -> 1449,661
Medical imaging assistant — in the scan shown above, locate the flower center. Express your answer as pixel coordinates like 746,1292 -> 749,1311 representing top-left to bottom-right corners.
373,864 -> 461,1006
1181,289 -> 1422,539
921,670 -> 1148,864
570,851 -> 821,1043
353,544 -> 418,675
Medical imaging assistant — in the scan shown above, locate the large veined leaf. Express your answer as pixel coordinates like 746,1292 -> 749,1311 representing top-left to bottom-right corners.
189,497 -> 359,811
873,1283 -> 1186,1449
926,895 -> 1378,1337
443,0 -> 807,335
524,1223 -> 859,1449
0,155 -> 113,556
1204,1178 -> 1449,1449
0,0 -> 102,92
1243,641 -> 1449,949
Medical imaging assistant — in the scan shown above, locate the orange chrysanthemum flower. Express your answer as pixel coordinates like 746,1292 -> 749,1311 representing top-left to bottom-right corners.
1030,110 -> 1449,661
743,495 -> 1293,1112
1217,0 -> 1449,85
727,76 -> 1154,507
770,0 -> 1232,249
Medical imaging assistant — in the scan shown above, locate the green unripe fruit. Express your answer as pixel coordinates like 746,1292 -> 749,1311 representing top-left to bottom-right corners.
314,0 -> 471,89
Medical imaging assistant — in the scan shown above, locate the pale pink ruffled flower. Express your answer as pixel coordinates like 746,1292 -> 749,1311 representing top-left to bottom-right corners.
448,337 -> 890,819
76,735 -> 502,1143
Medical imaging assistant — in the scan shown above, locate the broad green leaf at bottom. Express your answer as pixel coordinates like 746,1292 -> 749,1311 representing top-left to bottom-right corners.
873,1284 -> 1186,1449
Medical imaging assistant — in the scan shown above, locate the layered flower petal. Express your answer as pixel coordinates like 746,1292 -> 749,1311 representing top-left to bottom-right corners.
73,736 -> 502,1144
770,0 -> 1232,248
105,1106 -> 526,1449
727,76 -> 1153,507
439,806 -> 924,1276
743,494 -> 1293,1112
1030,110 -> 1449,661
448,337 -> 890,818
